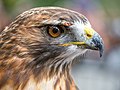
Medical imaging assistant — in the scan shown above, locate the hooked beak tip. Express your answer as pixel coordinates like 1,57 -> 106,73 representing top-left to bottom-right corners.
92,35 -> 104,57
99,43 -> 104,57
99,47 -> 104,57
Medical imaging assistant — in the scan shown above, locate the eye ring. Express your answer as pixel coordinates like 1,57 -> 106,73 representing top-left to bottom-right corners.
47,26 -> 64,38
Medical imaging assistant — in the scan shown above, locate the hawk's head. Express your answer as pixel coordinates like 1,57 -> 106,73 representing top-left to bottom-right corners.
21,7 -> 103,64
0,7 -> 104,90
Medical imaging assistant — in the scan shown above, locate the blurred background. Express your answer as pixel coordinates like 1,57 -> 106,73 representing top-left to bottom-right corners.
0,0 -> 120,90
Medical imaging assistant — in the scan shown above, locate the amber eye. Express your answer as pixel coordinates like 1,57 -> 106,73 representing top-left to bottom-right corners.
47,26 -> 64,38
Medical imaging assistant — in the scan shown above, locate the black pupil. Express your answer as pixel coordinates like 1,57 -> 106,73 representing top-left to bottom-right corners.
52,27 -> 59,33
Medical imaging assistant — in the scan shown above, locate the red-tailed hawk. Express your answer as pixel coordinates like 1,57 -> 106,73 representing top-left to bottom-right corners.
0,7 -> 104,90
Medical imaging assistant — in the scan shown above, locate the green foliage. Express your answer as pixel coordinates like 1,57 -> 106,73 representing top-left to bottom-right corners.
2,0 -> 120,17
32,0 -> 65,7
100,0 -> 120,17
1,0 -> 66,16
2,0 -> 19,12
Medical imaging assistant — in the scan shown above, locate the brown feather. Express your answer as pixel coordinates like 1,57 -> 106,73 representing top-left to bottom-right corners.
0,7 -> 88,90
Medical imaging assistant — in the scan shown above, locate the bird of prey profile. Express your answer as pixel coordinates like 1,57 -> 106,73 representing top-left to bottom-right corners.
0,7 -> 104,90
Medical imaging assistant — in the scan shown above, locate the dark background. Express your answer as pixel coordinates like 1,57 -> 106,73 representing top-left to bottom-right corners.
0,0 -> 120,90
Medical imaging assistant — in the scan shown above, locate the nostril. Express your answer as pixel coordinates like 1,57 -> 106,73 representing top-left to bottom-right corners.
86,33 -> 92,38
84,27 -> 95,39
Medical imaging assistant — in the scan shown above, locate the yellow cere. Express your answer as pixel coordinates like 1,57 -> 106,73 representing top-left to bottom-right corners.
84,27 -> 95,39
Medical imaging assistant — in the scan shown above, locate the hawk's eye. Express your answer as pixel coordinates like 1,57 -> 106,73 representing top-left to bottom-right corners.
47,26 -> 64,38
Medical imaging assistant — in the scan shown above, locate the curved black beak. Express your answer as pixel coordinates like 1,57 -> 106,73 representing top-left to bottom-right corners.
86,33 -> 104,57
92,34 -> 104,57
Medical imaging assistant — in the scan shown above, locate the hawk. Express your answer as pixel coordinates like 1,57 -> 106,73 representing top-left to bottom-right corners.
0,7 -> 104,90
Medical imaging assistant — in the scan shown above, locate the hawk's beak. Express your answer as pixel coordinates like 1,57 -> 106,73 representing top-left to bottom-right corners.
83,27 -> 104,57
84,33 -> 104,57
60,27 -> 104,57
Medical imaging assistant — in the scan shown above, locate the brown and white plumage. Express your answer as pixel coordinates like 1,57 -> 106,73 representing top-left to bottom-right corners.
0,7 -> 104,90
